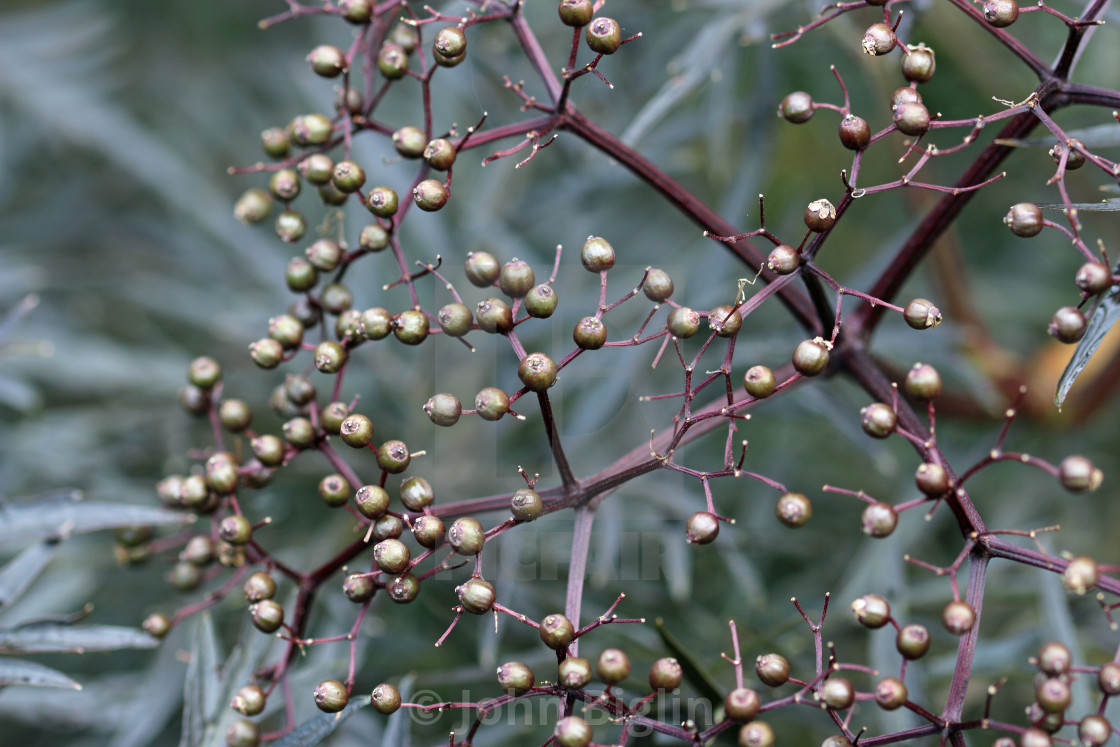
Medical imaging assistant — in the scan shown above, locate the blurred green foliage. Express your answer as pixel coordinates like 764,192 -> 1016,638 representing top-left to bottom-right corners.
0,1 -> 1117,745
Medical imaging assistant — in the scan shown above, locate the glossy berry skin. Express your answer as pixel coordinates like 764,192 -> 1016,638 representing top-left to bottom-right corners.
775,492 -> 811,527
1076,262 -> 1112,295
754,653 -> 790,686
1005,202 -> 1044,237
725,687 -> 760,722
779,91 -> 813,123
387,573 -> 420,603
298,153 -> 333,185
558,656 -> 592,688
581,236 -> 616,272
366,186 -> 399,218
226,719 -> 260,747
268,169 -> 300,202
585,17 -> 621,55
667,306 -> 701,338
424,393 -> 462,427
685,511 -> 720,544
188,356 -> 222,389
314,341 -> 347,374
285,256 -> 318,292
360,307 -> 392,340
891,86 -> 923,110
893,101 -> 931,136
433,26 -> 467,60
232,684 -> 266,716
475,298 -> 513,334
767,244 -> 799,275
413,179 -> 449,211
142,613 -> 172,638
234,188 -> 272,223
499,259 -> 535,298
648,657 -> 683,692
525,284 -> 559,318
393,309 -> 430,345
218,515 -> 253,545
803,199 -> 836,232
901,44 -> 936,83
1035,677 -> 1071,713
318,474 -> 350,507
438,303 -> 473,337
399,476 -> 434,511
573,317 -> 607,350
343,573 -> 376,603
1062,555 -> 1098,595
1058,455 -> 1103,493
244,571 -> 277,602
862,22 -> 897,56
1098,663 -> 1120,695
338,0 -> 372,22
1079,715 -> 1112,747
1036,641 -> 1072,676
851,593 -> 891,628
743,365 -> 776,398
904,298 -> 942,329
941,600 -> 976,635
218,399 -> 252,432
497,661 -> 535,696
1050,140 -> 1086,170
792,339 -> 829,376
370,683 -> 401,714
355,485 -> 390,520
539,613 -> 575,650
738,720 -> 775,747
314,680 -> 349,713
374,538 -> 411,574
839,115 -> 871,151
554,716 -> 592,747
860,403 -> 897,438
448,517 -> 486,555
456,577 -> 496,614
905,362 -> 942,400
896,623 -> 931,659
412,515 -> 445,548
709,305 -> 742,337
915,462 -> 950,496
475,387 -> 510,421
423,138 -> 457,171
275,211 -> 307,243
820,677 -> 855,710
511,488 -> 544,521
597,648 -> 631,684
643,268 -> 674,301
393,126 -> 426,158
377,43 -> 409,79
373,514 -> 404,542
861,501 -> 898,537
984,0 -> 1019,27
376,440 -> 412,473
340,414 -> 373,448
875,677 -> 908,710
465,251 -> 500,287
558,0 -> 593,27
518,352 -> 558,392
1049,306 -> 1086,343
249,600 -> 284,633
261,127 -> 290,158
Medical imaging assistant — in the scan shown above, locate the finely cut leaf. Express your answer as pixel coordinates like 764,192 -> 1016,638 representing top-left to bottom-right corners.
0,490 -> 191,543
1036,198 -> 1120,212
180,612 -> 223,747
0,622 -> 159,654
1056,266 -> 1120,406
0,540 -> 57,607
0,657 -> 81,689
271,699 -> 370,747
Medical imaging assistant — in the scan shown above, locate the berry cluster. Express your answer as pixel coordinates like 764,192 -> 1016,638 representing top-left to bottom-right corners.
122,1 -> 1120,745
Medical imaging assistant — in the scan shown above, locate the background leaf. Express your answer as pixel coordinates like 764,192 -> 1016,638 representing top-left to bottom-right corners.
0,657 -> 81,689
1056,264 -> 1120,406
0,491 -> 191,543
0,622 -> 159,654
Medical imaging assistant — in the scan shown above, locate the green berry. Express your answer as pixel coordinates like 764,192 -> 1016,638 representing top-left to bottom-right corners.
366,186 -> 399,218
803,199 -> 836,233
338,0 -> 372,23
648,657 -> 683,691
580,236 -> 615,272
511,488 -> 543,521
499,259 -> 535,298
314,340 -> 347,374
779,91 -> 813,123
261,127 -> 290,158
355,485 -> 390,519
1049,306 -> 1086,343
554,715 -> 592,747
433,26 -> 467,59
573,316 -> 607,350
874,677 -> 908,710
465,251 -> 501,287
559,656 -> 592,688
142,613 -> 172,638
896,624 -> 931,659
1058,455 -> 1103,493
249,600 -> 284,633
313,680 -> 349,713
218,515 -> 253,545
642,268 -> 674,301
984,0 -> 1019,27
893,101 -> 931,136
308,44 -> 346,77
424,393 -> 462,426
738,720 -> 775,747
232,684 -> 266,716
374,538 -> 411,574
188,356 -> 222,389
282,417 -> 316,449
685,511 -> 720,544
904,298 -> 942,329
321,401 -> 350,434
393,309 -> 429,345
412,515 -> 445,548
498,661 -> 535,695
448,516 -> 486,555
475,387 -> 510,420
792,339 -> 829,375
861,501 -> 898,537
941,600 -> 975,635
708,304 -> 742,337
860,402 -> 897,438
371,683 -> 402,714
377,440 -> 411,473
412,179 -> 448,211
820,677 -> 854,710
904,362 -> 941,399
399,476 -> 434,511
340,413 -> 374,447
285,256 -> 319,292
331,160 -> 365,193
667,306 -> 700,338
387,573 -> 420,603
525,284 -> 559,318
269,314 -> 304,349
268,169 -> 300,202
775,492 -> 811,527
596,648 -> 631,684
438,302 -> 473,336
244,571 -> 277,602
378,43 -> 409,79
360,307 -> 393,340
393,126 -> 426,158
585,17 -> 621,55
475,298 -> 513,334
743,365 -> 776,398
456,577 -> 496,614
298,154 -> 334,185
318,473 -> 350,507
518,352 -> 558,391
359,223 -> 390,252
839,115 -> 871,151
754,653 -> 790,686
862,22 -> 897,56
558,0 -> 593,27
234,188 -> 272,223
725,687 -> 760,722
901,44 -> 936,83
539,613 -> 575,650
423,138 -> 457,171
851,593 -> 891,628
